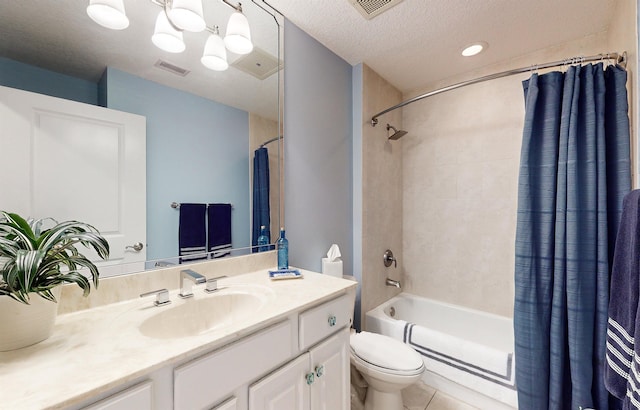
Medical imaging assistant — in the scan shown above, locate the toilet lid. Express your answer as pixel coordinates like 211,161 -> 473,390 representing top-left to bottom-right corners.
350,331 -> 423,372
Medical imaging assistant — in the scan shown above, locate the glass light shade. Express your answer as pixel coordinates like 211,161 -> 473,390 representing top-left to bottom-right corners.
201,34 -> 229,71
224,11 -> 253,55
152,11 -> 186,53
167,0 -> 206,32
86,0 -> 129,30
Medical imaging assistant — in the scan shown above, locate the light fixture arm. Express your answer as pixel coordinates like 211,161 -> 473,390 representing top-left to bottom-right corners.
221,0 -> 243,12
205,25 -> 221,35
150,0 -> 185,32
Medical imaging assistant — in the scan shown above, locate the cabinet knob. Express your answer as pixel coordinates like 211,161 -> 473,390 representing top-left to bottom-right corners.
328,315 -> 337,327
305,372 -> 315,385
315,365 -> 324,378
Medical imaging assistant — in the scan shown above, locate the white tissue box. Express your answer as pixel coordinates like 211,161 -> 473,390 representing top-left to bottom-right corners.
322,257 -> 343,278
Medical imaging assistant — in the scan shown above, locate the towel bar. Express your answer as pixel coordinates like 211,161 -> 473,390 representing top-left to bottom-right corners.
171,202 -> 233,209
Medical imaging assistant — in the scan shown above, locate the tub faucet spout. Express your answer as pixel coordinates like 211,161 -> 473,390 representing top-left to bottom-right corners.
386,278 -> 401,289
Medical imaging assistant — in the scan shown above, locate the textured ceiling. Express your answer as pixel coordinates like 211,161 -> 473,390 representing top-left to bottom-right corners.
268,0 -> 617,93
0,0 -> 619,113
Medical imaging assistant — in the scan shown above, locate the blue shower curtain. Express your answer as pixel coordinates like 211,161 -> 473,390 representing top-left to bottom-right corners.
514,64 -> 630,410
252,147 -> 270,250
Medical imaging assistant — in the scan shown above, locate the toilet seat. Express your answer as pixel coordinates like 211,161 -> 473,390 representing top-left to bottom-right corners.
350,331 -> 424,376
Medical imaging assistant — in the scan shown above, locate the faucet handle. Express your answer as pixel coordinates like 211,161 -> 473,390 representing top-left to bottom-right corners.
383,249 -> 397,268
205,275 -> 227,293
140,289 -> 171,306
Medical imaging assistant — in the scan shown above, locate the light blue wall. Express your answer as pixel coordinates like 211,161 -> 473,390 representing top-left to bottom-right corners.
0,57 -> 98,105
103,68 -> 250,261
283,20 -> 354,281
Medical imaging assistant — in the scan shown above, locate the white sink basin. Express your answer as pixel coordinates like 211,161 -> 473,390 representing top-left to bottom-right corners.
139,285 -> 274,339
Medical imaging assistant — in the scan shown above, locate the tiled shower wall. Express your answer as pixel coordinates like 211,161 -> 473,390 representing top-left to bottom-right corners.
360,64 -> 404,328
401,0 -> 636,317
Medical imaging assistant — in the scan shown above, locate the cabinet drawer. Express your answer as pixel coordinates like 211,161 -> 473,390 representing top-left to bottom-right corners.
299,294 -> 352,351
174,320 -> 293,410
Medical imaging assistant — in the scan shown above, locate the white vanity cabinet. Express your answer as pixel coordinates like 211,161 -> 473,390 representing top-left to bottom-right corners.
212,397 -> 239,410
2,270 -> 357,410
308,329 -> 350,410
81,381 -> 153,410
249,328 -> 350,410
176,293 -> 353,410
173,320 -> 294,409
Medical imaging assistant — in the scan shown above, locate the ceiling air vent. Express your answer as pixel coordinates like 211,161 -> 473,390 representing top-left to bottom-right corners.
154,60 -> 190,77
231,47 -> 282,81
349,0 -> 404,20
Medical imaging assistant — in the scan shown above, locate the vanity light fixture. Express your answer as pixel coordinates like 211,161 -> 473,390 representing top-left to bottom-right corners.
167,0 -> 206,32
152,9 -> 186,53
224,6 -> 253,55
461,42 -> 488,57
86,0 -> 255,71
201,26 -> 229,71
86,0 -> 130,30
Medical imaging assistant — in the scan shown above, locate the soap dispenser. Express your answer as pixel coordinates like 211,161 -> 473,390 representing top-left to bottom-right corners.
276,228 -> 289,269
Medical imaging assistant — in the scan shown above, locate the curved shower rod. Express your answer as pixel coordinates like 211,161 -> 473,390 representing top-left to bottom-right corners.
371,51 -> 626,127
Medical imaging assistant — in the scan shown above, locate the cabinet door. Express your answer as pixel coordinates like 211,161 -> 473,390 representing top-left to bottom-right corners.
174,321 -> 293,410
249,353 -> 310,410
211,397 -> 238,410
82,381 -> 152,410
309,328 -> 350,410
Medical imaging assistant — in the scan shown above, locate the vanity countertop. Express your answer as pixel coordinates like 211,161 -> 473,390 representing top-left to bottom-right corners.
0,269 -> 356,410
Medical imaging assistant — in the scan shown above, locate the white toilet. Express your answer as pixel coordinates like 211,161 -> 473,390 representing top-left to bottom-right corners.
350,331 -> 425,410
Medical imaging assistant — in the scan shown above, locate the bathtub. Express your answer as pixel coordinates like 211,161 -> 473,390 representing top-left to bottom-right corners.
366,293 -> 517,409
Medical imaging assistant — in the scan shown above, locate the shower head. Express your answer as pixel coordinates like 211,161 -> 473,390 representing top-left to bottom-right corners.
386,124 -> 408,140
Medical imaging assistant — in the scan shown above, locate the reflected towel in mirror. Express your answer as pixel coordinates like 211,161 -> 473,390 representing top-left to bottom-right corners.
179,203 -> 207,262
208,203 -> 232,258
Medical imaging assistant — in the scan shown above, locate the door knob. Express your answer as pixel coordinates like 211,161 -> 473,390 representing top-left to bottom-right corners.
126,242 -> 144,252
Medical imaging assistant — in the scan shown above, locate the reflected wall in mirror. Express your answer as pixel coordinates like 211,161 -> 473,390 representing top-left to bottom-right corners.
0,0 -> 283,276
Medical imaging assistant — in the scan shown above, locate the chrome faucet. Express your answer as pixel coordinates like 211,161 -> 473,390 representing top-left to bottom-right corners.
179,269 -> 206,298
386,278 -> 401,289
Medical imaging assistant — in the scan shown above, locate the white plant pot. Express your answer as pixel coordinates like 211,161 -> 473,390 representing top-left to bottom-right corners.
0,288 -> 60,351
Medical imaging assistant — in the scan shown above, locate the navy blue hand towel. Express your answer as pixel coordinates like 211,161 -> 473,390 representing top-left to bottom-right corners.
605,189 -> 640,402
208,203 -> 232,258
178,203 -> 207,262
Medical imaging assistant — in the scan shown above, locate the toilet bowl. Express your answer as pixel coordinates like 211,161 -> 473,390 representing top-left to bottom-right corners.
350,331 -> 425,410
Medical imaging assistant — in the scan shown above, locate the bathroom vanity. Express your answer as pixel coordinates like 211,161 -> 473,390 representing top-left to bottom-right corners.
0,267 -> 356,410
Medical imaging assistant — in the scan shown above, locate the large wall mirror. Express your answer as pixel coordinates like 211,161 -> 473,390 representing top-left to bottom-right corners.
0,1 -> 283,276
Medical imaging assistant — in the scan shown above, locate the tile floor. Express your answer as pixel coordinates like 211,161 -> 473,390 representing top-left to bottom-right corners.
401,381 -> 479,410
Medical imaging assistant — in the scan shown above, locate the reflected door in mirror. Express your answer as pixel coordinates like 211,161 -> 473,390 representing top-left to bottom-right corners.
0,85 -> 147,277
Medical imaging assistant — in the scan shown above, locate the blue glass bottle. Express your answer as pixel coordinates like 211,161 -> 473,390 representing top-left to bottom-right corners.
257,225 -> 269,252
277,228 -> 289,269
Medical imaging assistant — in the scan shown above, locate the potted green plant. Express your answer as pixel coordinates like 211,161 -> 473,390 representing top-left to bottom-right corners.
0,211 -> 109,351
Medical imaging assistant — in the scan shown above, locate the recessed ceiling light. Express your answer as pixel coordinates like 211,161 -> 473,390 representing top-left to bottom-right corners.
461,42 -> 488,57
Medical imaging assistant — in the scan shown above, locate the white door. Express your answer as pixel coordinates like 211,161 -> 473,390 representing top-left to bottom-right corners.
309,329 -> 350,410
0,85 -> 146,277
249,353 -> 311,410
